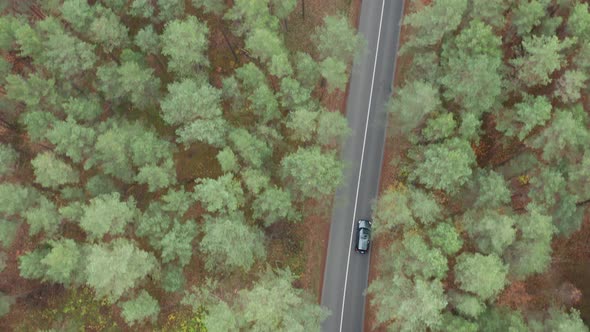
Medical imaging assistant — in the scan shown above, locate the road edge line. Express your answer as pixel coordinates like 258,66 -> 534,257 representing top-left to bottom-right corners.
339,0 -> 386,330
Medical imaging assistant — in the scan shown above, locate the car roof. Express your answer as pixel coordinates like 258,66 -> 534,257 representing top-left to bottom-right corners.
358,228 -> 370,250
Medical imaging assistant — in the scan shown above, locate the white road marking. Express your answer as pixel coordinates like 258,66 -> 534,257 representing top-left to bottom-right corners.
339,0 -> 386,331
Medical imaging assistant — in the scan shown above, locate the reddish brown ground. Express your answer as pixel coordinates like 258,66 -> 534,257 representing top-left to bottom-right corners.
0,1 -> 363,330
363,0 -> 412,330
362,2 -> 590,331
496,213 -> 590,322
288,0 -> 363,301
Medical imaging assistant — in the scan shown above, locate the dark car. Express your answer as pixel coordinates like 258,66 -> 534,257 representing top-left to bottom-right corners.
355,219 -> 372,254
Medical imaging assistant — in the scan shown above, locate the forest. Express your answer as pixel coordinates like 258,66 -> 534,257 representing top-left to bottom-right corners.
368,0 -> 590,331
0,0 -> 362,330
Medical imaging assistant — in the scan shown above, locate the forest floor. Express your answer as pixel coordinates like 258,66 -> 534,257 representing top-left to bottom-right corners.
4,1 -> 586,331
364,2 -> 590,331
283,0 -> 362,301
363,0 -> 412,330
0,1 -> 364,331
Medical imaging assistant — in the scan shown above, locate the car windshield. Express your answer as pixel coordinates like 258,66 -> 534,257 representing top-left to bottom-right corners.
360,229 -> 369,238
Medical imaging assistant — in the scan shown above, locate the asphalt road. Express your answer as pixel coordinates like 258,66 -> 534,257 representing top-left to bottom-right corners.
320,1 -> 404,331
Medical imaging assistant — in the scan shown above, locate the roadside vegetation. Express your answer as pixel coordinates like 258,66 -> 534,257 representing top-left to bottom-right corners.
0,0 -> 362,330
370,0 -> 590,330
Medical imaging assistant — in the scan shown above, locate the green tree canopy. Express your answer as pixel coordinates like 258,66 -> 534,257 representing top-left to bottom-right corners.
85,239 -> 157,302
279,76 -> 312,109
541,308 -> 589,332
85,174 -> 119,198
0,219 -> 18,248
373,187 -> 415,233
135,203 -> 172,249
470,0 -> 510,29
295,52 -> 321,88
135,25 -> 160,54
46,119 -> 96,163
161,16 -> 209,76
477,307 -> 528,332
79,193 -> 137,240
280,147 -> 342,200
19,248 -> 49,280
120,290 -> 160,326
160,79 -> 228,147
369,275 -> 447,332
193,174 -> 245,214
30,18 -> 97,79
511,35 -> 574,87
224,0 -> 279,36
285,108 -> 318,143
505,206 -> 555,279
245,27 -> 286,63
463,210 -> 516,255
270,0 -> 297,20
252,186 -> 297,226
88,6 -> 129,53
402,0 -> 468,51
157,0 -> 186,22
96,59 -> 161,109
389,80 -> 440,136
390,234 -> 448,280
135,161 -> 177,192
182,281 -> 240,332
527,105 -> 590,163
512,0 -> 550,37
31,152 -> 79,189
200,212 -> 266,272
410,138 -> 476,194
86,119 -> 173,183
428,222 -> 463,256
312,15 -> 363,63
495,94 -> 552,141
421,112 -> 456,142
161,188 -> 194,216
554,69 -> 588,104
4,72 -> 60,114
161,79 -> 222,125
62,96 -> 103,122
238,268 -> 329,331
454,253 -> 508,300
161,264 -> 185,292
41,238 -> 81,284
192,0 -> 226,14
0,292 -> 14,317
473,170 -> 512,209
228,128 -> 272,168
373,186 -> 442,234
567,3 -> 590,42
443,17 -> 502,63
317,110 -> 350,146
176,117 -> 229,147
248,84 -> 280,123
242,168 -> 271,196
320,57 -> 348,92
439,54 -> 502,115
440,312 -> 479,332
159,220 -> 197,266
0,183 -> 39,216
217,147 -> 239,173
528,167 -> 584,235
60,0 -> 95,33
129,0 -> 155,18
24,196 -> 60,236
448,291 -> 486,319
0,144 -> 18,176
